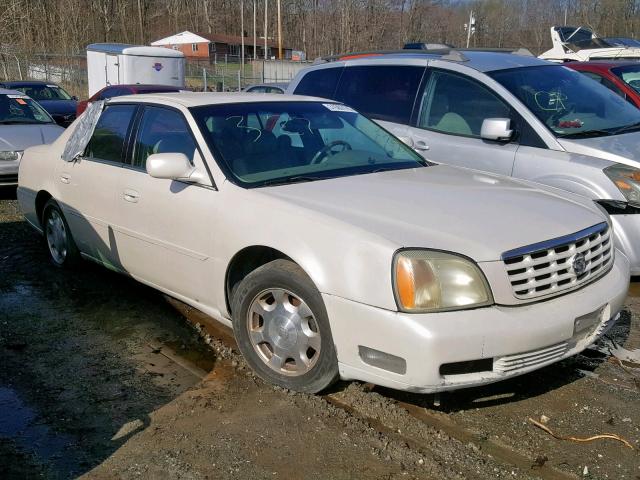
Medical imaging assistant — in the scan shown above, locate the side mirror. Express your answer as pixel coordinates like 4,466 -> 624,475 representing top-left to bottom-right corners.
480,118 -> 513,142
72,95 -> 78,101
146,153 -> 194,180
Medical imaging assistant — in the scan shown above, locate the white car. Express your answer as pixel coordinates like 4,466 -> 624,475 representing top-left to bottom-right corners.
17,93 -> 629,393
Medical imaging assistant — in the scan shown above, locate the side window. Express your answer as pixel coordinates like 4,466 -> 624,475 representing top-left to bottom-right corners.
419,70 -> 511,137
132,106 -> 196,169
293,67 -> 343,99
335,65 -> 425,124
578,71 -> 626,98
84,104 -> 137,163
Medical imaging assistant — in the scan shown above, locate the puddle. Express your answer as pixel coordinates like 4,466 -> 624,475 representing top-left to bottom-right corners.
0,386 -> 82,477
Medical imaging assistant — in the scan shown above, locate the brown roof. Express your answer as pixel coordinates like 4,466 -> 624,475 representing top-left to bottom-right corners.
195,32 -> 291,50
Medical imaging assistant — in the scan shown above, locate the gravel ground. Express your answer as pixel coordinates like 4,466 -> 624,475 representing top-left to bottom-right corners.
1,191 -> 638,480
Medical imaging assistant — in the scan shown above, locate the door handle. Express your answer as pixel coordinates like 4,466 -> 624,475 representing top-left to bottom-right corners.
60,173 -> 70,184
414,141 -> 430,151
123,189 -> 140,203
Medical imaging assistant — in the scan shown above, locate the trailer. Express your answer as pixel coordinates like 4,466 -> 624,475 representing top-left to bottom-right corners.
86,43 -> 185,97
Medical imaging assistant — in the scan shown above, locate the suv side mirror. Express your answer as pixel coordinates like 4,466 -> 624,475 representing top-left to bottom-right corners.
146,153 -> 194,180
480,118 -> 513,142
72,95 -> 78,101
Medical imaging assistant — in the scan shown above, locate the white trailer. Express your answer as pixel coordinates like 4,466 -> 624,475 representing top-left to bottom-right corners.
86,43 -> 185,97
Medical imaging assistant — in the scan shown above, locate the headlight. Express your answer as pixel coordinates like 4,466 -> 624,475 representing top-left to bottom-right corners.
604,164 -> 640,206
393,250 -> 493,313
0,151 -> 23,162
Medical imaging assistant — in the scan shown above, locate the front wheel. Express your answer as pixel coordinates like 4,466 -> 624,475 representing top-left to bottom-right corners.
231,259 -> 339,393
42,199 -> 80,268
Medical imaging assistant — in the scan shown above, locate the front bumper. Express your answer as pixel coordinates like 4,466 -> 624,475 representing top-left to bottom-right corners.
0,158 -> 20,186
324,250 -> 629,393
610,214 -> 640,275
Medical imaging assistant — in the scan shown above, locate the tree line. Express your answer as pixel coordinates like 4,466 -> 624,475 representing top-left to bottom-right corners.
1,0 -> 640,59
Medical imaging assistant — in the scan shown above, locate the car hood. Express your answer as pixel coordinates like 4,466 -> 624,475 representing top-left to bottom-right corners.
37,99 -> 77,115
258,165 -> 606,262
0,124 -> 65,150
559,131 -> 640,168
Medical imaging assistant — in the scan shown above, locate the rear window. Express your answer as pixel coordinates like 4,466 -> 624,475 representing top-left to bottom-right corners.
293,67 -> 343,99
335,65 -> 425,124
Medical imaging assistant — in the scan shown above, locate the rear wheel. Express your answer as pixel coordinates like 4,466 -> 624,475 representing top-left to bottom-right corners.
231,259 -> 339,393
42,199 -> 80,268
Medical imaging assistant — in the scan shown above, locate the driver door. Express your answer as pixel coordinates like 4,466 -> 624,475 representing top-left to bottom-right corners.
408,69 -> 518,176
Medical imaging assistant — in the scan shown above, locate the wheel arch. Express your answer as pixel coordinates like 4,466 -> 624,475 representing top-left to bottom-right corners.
225,245 -> 304,316
35,190 -> 53,226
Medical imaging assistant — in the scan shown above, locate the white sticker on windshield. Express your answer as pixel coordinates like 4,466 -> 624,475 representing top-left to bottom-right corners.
47,84 -> 58,88
323,103 -> 356,113
6,94 -> 29,99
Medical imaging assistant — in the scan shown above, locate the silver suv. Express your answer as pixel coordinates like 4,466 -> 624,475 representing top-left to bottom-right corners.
287,50 -> 640,275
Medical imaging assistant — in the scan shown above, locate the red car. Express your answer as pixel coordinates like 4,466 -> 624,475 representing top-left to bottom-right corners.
566,61 -> 640,109
76,84 -> 183,116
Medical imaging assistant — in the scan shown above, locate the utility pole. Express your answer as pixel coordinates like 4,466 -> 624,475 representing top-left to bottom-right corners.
264,0 -> 268,59
241,0 -> 245,67
277,0 -> 282,60
465,11 -> 475,48
253,0 -> 257,60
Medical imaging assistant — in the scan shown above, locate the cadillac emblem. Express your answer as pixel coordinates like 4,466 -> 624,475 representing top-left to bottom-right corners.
570,252 -> 587,276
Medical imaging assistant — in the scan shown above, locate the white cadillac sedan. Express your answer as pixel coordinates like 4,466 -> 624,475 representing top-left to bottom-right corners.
18,93 -> 630,394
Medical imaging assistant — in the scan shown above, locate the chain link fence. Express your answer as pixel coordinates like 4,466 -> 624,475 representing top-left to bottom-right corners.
0,47 -> 310,98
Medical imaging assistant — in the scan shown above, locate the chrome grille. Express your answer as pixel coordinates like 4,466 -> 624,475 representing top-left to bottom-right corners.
502,223 -> 613,300
494,342 -> 568,374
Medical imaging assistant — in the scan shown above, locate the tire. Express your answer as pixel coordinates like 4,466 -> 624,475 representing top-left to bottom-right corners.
42,199 -> 80,268
231,259 -> 339,393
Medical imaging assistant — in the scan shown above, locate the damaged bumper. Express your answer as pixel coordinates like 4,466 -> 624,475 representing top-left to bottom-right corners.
325,251 -> 629,393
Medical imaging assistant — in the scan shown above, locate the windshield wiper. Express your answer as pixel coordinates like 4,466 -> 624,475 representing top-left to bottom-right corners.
612,121 -> 640,136
556,129 -> 612,139
259,175 -> 324,187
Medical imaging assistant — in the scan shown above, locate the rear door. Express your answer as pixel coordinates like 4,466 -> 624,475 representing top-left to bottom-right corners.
56,103 -> 137,269
106,55 -> 120,86
114,104 -> 214,301
407,68 -> 518,176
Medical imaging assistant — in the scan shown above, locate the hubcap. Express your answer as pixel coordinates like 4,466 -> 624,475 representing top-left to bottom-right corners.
45,209 -> 67,264
247,288 -> 321,376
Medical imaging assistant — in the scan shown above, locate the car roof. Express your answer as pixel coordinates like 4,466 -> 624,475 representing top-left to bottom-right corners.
314,50 -> 551,73
1,80 -> 57,87
108,92 -> 332,107
0,88 -> 29,96
566,60 -> 640,68
103,84 -> 182,91
246,82 -> 288,89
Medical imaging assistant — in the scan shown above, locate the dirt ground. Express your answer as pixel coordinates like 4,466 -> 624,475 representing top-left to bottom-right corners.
1,188 -> 639,480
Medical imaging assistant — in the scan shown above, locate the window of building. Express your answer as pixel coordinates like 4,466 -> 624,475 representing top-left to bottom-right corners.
192,43 -> 199,52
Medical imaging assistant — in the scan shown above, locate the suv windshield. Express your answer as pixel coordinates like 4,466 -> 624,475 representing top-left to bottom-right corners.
0,94 -> 54,124
191,101 -> 427,187
14,84 -> 72,101
490,65 -> 640,138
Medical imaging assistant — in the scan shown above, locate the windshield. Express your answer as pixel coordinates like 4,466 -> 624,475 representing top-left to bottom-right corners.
15,84 -> 72,101
0,94 -> 54,124
612,65 -> 640,93
490,65 -> 640,138
605,37 -> 640,48
558,27 -> 612,51
190,101 -> 427,187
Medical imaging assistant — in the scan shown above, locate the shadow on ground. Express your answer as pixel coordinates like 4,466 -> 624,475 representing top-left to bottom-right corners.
0,210 -> 216,479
